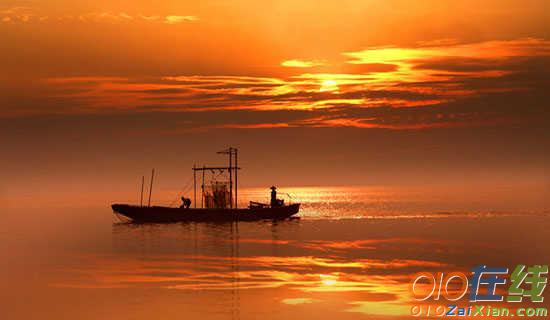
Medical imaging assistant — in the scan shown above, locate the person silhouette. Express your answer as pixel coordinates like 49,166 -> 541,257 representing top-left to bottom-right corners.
180,196 -> 191,209
270,186 -> 278,207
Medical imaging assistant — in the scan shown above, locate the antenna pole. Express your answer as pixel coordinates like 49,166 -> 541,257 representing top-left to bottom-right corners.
193,165 -> 196,209
140,175 -> 144,207
148,168 -> 155,207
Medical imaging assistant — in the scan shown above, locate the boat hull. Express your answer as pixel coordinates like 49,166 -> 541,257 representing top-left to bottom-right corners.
111,203 -> 300,223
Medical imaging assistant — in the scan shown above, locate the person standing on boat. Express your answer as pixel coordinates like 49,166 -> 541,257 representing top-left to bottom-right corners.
271,186 -> 283,207
270,186 -> 277,207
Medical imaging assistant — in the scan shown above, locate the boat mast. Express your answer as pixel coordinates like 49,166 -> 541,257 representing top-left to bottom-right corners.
148,168 -> 155,207
229,149 -> 233,208
201,165 -> 205,209
192,148 -> 241,209
234,149 -> 238,208
217,147 -> 238,208
193,164 -> 196,208
140,175 -> 144,207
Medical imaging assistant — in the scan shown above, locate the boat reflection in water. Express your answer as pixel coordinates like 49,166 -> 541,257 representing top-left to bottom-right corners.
105,220 -> 417,319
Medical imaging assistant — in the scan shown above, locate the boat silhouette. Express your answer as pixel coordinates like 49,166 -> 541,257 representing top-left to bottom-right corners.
111,148 -> 300,222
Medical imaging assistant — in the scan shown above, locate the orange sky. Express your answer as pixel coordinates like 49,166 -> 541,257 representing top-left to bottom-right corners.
1,0 -> 549,201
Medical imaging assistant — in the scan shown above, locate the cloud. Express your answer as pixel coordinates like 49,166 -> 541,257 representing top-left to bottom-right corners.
281,59 -> 326,68
0,6 -> 197,24
164,15 -> 198,24
78,11 -> 134,22
281,298 -> 321,305
0,6 -> 38,23
3,38 -> 549,131
219,122 -> 291,129
78,12 -> 198,24
342,38 -> 550,84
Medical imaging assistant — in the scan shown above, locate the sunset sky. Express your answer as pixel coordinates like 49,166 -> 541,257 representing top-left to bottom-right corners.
1,0 -> 549,204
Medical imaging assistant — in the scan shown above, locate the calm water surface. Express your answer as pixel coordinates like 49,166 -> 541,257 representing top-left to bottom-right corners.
2,187 -> 549,319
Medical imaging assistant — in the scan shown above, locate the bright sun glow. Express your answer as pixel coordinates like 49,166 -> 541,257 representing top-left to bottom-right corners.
320,79 -> 339,92
320,273 -> 338,286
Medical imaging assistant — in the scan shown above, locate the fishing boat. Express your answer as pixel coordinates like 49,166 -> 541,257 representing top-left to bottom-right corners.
111,148 -> 300,222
